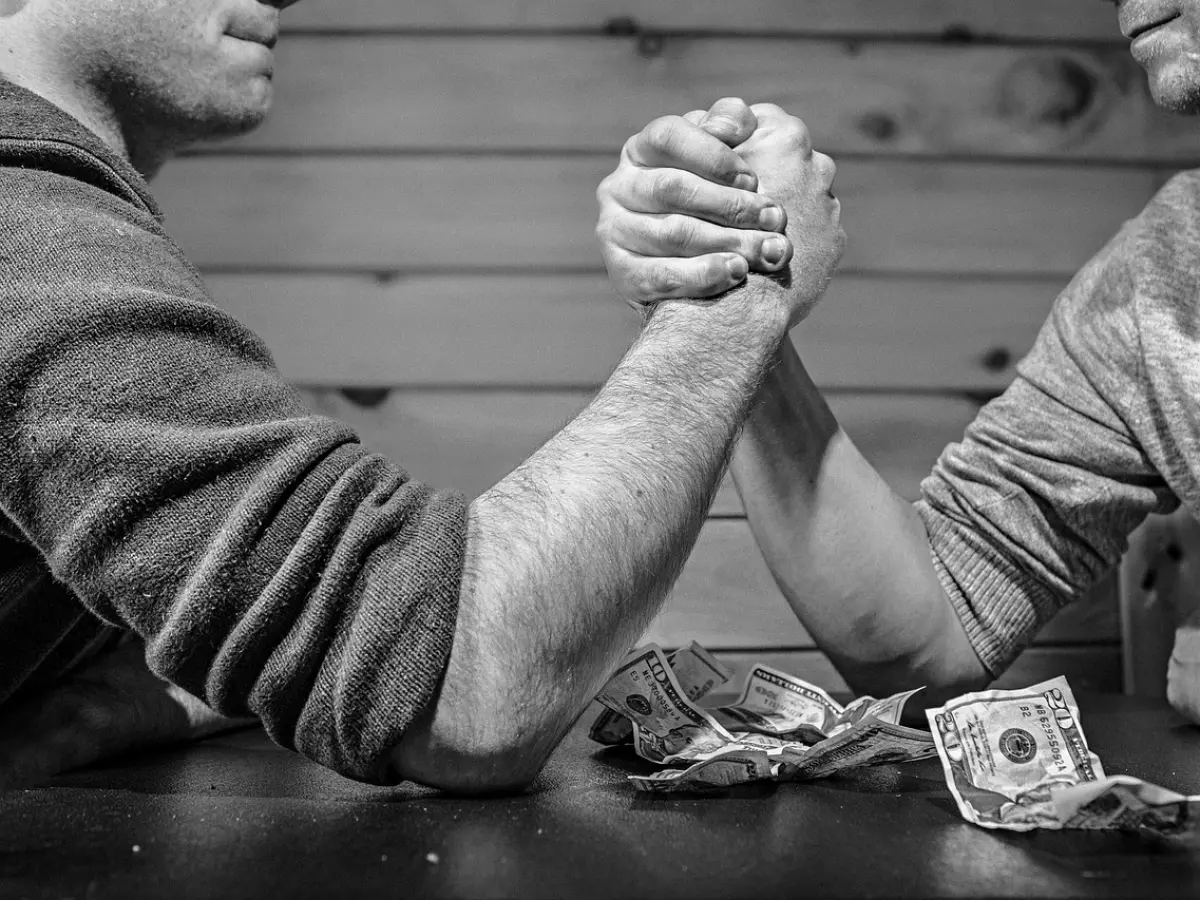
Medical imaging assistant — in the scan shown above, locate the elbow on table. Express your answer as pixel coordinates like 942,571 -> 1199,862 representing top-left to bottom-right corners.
388,710 -> 561,796
833,622 -> 991,705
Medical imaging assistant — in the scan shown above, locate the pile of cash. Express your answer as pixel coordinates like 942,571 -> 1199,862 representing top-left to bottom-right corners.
590,644 -> 1200,834
589,643 -> 937,793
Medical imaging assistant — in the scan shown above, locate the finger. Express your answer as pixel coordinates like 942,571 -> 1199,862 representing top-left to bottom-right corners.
699,96 -> 757,148
609,212 -> 793,273
626,116 -> 758,191
683,110 -> 705,125
609,166 -> 786,231
606,245 -> 750,303
814,150 -> 838,195
743,103 -> 814,158
747,102 -> 789,124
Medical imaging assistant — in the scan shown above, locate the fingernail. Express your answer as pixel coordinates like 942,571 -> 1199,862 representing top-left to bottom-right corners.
762,237 -> 788,266
726,255 -> 748,280
758,206 -> 783,231
733,173 -> 757,192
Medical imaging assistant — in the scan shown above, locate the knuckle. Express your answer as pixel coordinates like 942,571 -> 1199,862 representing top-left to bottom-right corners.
703,256 -> 733,287
595,172 -> 616,203
662,215 -> 698,253
646,265 -> 683,297
731,195 -> 765,228
649,170 -> 690,208
621,134 -> 641,162
786,118 -> 812,151
644,116 -> 682,155
711,153 -> 743,185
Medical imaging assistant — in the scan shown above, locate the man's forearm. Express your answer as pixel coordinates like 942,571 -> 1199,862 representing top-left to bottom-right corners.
391,284 -> 791,791
730,338 -> 989,702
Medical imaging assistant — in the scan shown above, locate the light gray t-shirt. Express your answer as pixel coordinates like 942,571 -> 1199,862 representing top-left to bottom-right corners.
917,171 -> 1200,706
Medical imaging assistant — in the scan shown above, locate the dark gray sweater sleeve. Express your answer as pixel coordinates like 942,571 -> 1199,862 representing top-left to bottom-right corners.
915,175 -> 1200,677
0,168 -> 467,783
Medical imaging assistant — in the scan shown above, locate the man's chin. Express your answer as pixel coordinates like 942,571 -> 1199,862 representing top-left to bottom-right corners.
196,95 -> 273,143
1145,60 -> 1200,115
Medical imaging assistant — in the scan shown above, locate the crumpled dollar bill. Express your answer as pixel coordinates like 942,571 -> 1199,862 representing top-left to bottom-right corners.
589,642 -> 732,747
590,643 -> 935,792
926,677 -> 1200,835
591,646 -> 1200,830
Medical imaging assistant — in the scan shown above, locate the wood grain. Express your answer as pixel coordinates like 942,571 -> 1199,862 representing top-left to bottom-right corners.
282,0 -> 1120,42
156,157 -> 1156,275
295,387 -> 982,515
186,0 -> 1143,685
215,37 -> 1193,162
711,646 -> 1122,694
209,272 -> 1060,391
648,520 -> 1118,650
290,387 -> 1117,651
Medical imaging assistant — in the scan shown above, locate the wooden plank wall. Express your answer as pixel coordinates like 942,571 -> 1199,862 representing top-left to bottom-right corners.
153,0 -> 1199,693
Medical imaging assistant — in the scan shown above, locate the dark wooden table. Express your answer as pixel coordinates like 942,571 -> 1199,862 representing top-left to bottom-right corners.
2,694 -> 1199,899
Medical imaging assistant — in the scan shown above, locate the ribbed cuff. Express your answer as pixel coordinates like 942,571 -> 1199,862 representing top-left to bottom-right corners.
917,501 -> 1066,678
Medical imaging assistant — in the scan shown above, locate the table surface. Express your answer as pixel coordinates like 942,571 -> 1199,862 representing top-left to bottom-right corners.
2,694 -> 1199,900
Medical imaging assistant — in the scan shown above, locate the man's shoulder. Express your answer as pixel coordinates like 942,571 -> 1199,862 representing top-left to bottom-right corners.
0,161 -> 200,297
1142,169 -> 1200,229
0,159 -> 157,232
1120,169 -> 1200,303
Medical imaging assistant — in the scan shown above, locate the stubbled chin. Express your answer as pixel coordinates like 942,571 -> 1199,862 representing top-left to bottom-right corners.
198,92 -> 273,141
1144,56 -> 1200,115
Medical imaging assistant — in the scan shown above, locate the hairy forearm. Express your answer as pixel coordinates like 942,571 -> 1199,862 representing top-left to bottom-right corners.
730,338 -> 988,702
392,285 -> 790,791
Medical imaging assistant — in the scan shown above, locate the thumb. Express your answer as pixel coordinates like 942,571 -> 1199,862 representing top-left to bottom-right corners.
698,96 -> 757,148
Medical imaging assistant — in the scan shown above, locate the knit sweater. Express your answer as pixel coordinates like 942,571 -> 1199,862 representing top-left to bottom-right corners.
918,169 -> 1200,688
0,80 -> 467,784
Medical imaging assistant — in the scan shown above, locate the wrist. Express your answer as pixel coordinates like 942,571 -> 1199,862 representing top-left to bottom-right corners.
640,278 -> 790,347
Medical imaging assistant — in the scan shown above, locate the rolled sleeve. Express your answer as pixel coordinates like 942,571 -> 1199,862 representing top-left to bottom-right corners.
916,212 -> 1176,678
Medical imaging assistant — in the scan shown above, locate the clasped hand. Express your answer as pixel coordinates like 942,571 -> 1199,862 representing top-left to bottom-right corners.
596,97 -> 845,327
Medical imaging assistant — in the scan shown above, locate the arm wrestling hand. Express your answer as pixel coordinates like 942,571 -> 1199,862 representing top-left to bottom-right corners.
598,99 -> 843,327
0,636 -> 254,790
735,103 -> 845,327
595,97 -> 794,309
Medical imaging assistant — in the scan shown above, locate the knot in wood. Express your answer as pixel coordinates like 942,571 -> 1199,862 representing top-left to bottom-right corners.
999,56 -> 1098,130
339,387 -> 392,409
636,31 -> 666,58
981,346 -> 1012,373
603,16 -> 640,37
858,112 -> 899,143
940,24 -> 976,44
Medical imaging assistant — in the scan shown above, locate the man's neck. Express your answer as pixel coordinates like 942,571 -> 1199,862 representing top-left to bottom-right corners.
0,39 -> 170,179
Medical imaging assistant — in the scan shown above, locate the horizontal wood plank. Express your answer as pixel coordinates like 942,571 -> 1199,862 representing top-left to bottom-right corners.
294,387 -> 1117,651
710,646 -> 1122,695
219,37 -> 1193,163
209,272 -> 1060,391
296,388 -> 983,514
648,521 -> 1118,650
156,157 -> 1156,275
283,0 -> 1120,42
